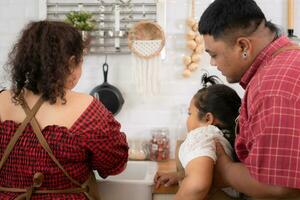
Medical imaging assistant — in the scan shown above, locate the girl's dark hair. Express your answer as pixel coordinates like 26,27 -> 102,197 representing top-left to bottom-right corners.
6,20 -> 84,104
194,74 -> 241,150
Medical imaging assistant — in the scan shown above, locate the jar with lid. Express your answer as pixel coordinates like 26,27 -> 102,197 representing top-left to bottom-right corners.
128,139 -> 148,160
150,128 -> 170,161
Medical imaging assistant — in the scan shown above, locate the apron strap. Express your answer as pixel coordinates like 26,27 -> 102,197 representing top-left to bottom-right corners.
20,100 -> 81,187
0,96 -> 95,199
0,96 -> 44,171
0,186 -> 87,193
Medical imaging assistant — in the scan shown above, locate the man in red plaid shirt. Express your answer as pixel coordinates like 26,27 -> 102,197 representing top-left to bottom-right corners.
199,0 -> 300,199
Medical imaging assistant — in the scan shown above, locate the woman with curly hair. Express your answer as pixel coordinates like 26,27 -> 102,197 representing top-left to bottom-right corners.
0,20 -> 128,199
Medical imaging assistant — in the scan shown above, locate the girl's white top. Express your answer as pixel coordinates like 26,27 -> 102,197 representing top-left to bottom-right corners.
178,125 -> 239,198
179,125 -> 233,168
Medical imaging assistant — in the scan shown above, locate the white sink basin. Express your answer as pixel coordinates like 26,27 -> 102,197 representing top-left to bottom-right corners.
94,160 -> 158,200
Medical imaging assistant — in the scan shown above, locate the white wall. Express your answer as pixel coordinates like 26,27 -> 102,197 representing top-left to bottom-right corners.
1,0 -> 300,157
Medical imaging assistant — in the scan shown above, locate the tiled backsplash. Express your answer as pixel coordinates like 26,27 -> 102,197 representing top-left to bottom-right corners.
1,0 -> 300,157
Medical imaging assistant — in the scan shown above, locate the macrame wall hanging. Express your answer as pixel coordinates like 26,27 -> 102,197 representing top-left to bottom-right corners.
182,0 -> 205,77
128,21 -> 165,96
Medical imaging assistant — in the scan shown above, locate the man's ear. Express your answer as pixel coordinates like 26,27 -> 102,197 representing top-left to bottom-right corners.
205,112 -> 215,125
236,37 -> 252,53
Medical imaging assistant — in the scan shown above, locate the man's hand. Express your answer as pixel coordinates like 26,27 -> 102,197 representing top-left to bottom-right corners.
214,141 -> 300,198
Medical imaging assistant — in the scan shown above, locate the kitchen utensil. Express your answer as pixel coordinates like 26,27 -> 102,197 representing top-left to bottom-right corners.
90,58 -> 124,115
142,4 -> 146,18
114,4 -> 121,50
54,3 -> 58,17
287,0 -> 300,43
98,2 -> 105,46
119,0 -> 131,3
107,30 -> 114,37
122,1 -> 133,38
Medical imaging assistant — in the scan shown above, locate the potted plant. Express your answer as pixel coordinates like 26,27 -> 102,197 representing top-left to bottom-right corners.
65,11 -> 95,43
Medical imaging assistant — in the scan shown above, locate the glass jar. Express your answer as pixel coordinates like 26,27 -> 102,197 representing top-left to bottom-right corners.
128,140 -> 147,160
150,128 -> 170,161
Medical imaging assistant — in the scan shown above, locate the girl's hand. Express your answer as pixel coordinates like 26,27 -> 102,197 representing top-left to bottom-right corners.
154,172 -> 181,189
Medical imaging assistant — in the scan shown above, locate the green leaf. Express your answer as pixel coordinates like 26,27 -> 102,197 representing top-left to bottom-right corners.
65,11 -> 95,31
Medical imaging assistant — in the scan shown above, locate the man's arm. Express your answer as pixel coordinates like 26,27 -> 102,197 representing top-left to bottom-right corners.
214,142 -> 300,199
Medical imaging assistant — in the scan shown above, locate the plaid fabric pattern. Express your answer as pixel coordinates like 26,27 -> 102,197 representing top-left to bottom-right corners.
236,36 -> 300,188
0,98 -> 128,199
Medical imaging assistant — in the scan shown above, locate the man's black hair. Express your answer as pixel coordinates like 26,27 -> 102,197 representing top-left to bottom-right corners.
199,0 -> 277,40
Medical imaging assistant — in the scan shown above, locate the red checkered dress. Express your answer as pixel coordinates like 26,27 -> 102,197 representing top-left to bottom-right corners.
0,98 -> 128,199
236,36 -> 300,188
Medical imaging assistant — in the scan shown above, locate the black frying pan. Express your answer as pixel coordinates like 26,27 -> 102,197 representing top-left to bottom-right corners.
90,62 -> 124,115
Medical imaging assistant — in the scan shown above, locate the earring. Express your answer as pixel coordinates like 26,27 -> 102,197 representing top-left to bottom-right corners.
25,72 -> 30,85
242,50 -> 248,59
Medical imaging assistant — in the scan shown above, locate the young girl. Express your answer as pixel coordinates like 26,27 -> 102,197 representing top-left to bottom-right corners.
154,74 -> 241,200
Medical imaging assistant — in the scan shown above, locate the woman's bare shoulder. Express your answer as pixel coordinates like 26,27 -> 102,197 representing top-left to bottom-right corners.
0,89 -> 10,96
69,91 -> 94,107
71,91 -> 93,100
0,90 -> 13,120
0,90 -> 12,105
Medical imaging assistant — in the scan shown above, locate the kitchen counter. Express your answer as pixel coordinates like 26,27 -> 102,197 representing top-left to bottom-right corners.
152,159 -> 179,194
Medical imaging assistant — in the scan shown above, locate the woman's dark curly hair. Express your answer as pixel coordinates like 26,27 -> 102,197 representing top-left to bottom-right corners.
7,20 -> 84,104
194,73 -> 241,149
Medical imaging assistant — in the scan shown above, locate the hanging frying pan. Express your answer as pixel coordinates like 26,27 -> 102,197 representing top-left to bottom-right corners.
90,61 -> 124,115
